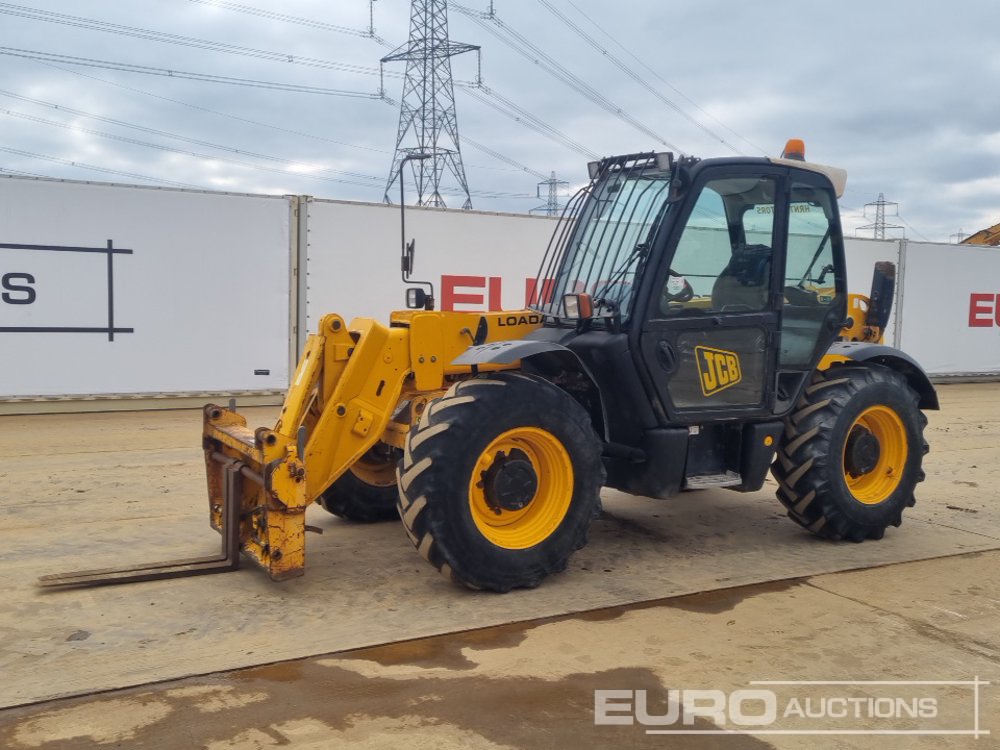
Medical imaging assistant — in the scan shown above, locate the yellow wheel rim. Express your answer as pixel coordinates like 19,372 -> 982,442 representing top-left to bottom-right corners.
468,427 -> 574,550
350,447 -> 398,488
842,405 -> 907,505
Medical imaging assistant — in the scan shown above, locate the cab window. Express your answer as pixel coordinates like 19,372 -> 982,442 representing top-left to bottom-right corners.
779,182 -> 843,366
656,176 -> 778,316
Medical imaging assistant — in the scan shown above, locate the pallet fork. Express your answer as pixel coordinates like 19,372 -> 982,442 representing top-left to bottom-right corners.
38,452 -> 245,587
39,401 -> 312,588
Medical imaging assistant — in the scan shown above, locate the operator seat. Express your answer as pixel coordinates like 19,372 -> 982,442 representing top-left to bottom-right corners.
711,243 -> 772,311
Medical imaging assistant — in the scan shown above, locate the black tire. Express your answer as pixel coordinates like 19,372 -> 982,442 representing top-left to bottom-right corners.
772,364 -> 928,542
317,443 -> 401,523
397,372 -> 604,592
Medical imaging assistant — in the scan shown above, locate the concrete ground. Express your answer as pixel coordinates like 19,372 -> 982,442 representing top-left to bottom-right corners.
0,383 -> 998,747
0,553 -> 996,749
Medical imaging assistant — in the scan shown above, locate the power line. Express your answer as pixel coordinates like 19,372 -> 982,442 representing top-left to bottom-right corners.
0,123 -> 534,200
52,60 -> 542,182
187,0 -> 390,45
452,3 -> 680,152
0,47 -> 384,98
0,3 -> 406,79
0,103 -> 533,199
33,59 -> 392,154
0,146 -> 205,188
0,106 -> 386,189
535,0 -> 742,155
0,3 -> 571,200
0,88 -> 385,181
561,0 -> 766,155
897,215 -> 932,242
182,0 -> 587,173
24,59 -> 546,186
0,165 -> 48,178
461,85 -> 598,160
460,134 -> 547,180
1,3 -> 592,173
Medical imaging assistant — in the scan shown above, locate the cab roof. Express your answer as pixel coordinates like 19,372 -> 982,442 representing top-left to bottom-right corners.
767,156 -> 848,198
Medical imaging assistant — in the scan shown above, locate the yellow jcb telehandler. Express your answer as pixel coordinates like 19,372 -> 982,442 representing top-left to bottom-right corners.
42,141 -> 936,592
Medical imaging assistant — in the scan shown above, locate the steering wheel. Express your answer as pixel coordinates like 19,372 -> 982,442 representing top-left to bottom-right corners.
784,285 -> 818,305
662,271 -> 694,304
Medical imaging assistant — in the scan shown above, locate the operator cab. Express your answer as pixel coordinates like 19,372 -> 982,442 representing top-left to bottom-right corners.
530,142 -> 849,425
524,143 -> 852,496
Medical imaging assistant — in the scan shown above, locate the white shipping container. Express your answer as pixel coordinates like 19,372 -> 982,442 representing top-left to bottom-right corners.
303,199 -> 558,336
0,176 -> 293,398
843,237 -> 902,347
2,175 -> 997,402
896,241 -> 1000,376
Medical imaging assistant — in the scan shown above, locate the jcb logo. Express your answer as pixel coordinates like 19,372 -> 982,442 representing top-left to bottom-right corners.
695,346 -> 742,396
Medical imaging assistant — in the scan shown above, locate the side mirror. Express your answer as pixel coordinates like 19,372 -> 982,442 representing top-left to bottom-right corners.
866,261 -> 896,330
401,239 -> 415,277
406,287 -> 427,309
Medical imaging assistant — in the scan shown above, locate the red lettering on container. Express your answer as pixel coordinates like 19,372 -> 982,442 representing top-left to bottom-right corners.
441,275 -> 485,311
488,276 -> 503,311
525,277 -> 556,306
969,293 -> 996,327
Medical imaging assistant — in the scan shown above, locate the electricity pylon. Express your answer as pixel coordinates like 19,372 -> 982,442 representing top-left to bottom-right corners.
381,1 -> 479,209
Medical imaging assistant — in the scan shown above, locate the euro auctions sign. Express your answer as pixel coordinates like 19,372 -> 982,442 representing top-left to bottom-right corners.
594,679 -> 990,738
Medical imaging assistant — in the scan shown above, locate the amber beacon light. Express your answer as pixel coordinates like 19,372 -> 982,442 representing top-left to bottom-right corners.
782,138 -> 806,160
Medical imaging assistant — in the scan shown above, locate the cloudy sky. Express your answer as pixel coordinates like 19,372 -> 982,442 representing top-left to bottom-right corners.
1,0 -> 997,241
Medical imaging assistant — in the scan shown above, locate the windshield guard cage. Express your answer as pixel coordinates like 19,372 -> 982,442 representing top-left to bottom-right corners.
529,152 -> 674,320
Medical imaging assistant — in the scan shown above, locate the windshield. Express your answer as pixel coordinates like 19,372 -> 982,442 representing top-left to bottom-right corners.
532,157 -> 672,320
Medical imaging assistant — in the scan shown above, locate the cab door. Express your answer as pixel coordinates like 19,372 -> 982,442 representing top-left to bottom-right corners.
638,167 -> 786,423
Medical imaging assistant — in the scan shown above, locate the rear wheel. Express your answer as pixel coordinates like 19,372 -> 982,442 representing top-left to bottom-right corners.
772,364 -> 928,541
397,372 -> 604,592
317,442 -> 401,522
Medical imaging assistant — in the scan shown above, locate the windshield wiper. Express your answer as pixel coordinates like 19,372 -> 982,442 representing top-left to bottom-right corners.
591,242 -> 649,315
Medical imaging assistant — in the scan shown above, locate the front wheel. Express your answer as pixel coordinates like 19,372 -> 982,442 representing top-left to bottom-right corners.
317,443 -> 401,522
772,364 -> 928,541
397,372 -> 604,592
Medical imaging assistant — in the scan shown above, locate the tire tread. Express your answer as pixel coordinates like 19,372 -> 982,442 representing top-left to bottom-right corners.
397,371 -> 604,591
771,364 -> 927,541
